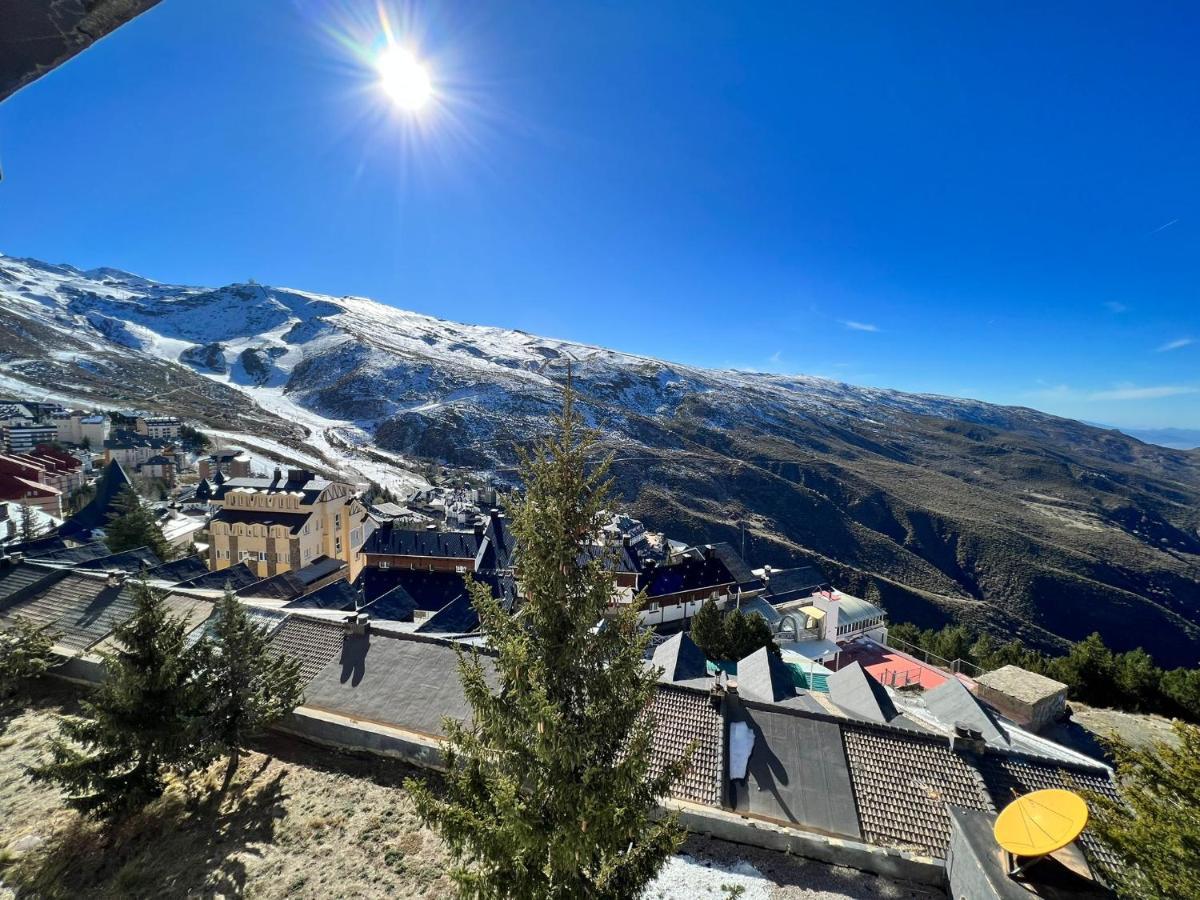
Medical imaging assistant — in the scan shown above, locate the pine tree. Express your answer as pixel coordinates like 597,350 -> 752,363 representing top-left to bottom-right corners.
200,590 -> 303,791
17,504 -> 43,542
30,576 -> 208,819
1088,722 -> 1200,899
724,608 -> 779,660
104,487 -> 172,561
407,384 -> 687,899
0,618 -> 57,702
689,599 -> 727,660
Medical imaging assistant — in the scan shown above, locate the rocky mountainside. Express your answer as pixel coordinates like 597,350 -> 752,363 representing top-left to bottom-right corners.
2,253 -> 1198,665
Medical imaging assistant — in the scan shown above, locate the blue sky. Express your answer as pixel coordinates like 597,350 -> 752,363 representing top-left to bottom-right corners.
1,1 -> 1197,428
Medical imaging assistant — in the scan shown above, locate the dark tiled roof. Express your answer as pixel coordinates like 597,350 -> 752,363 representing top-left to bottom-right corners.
75,547 -> 162,574
21,540 -> 114,566
415,593 -> 478,635
357,568 -> 473,610
476,515 -> 514,571
363,526 -> 480,559
237,571 -> 307,601
762,566 -> 829,604
841,724 -> 991,858
697,543 -> 759,587
0,573 -> 137,654
652,632 -> 709,686
642,555 -> 736,599
736,647 -> 821,711
976,753 -> 1121,878
209,508 -> 312,535
267,615 -> 346,684
0,561 -> 62,604
4,534 -> 72,557
213,471 -> 329,504
359,585 -> 418,622
577,542 -> 640,575
647,686 -> 724,806
60,459 -> 133,536
285,579 -> 360,612
178,563 -> 260,591
923,677 -> 1008,748
146,555 -> 211,585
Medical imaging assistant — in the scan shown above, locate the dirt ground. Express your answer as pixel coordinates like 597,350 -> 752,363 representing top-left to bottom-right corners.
0,684 -> 940,899
1041,702 -> 1183,761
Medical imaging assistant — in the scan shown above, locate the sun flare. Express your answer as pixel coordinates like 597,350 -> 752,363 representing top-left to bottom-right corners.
376,46 -> 431,111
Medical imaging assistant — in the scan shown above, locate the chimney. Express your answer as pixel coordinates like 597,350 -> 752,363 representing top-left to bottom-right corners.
106,571 -> 126,589
489,507 -> 500,521
762,564 -> 772,584
273,466 -> 282,482
621,534 -> 631,549
473,518 -> 485,539
951,722 -> 986,754
348,612 -> 370,635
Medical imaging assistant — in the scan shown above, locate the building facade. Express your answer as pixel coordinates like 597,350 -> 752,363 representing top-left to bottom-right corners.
207,468 -> 372,581
3,424 -> 58,454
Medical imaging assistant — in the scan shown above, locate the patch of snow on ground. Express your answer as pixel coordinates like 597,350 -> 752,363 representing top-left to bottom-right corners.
645,855 -> 772,900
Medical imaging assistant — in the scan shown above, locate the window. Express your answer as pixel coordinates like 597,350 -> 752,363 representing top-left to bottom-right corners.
335,513 -> 341,530
379,561 -> 390,570
455,565 -> 467,574
648,602 -> 660,613
258,551 -> 268,561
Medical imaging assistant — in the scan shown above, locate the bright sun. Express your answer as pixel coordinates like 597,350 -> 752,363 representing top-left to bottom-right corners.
377,46 -> 432,111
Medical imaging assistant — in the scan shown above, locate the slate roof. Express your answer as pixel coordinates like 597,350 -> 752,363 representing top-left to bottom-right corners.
357,568 -> 474,610
730,702 -> 862,839
145,555 -> 211,585
359,584 -> 419,622
209,508 -> 312,535
647,685 -> 724,806
214,471 -> 329,504
24,540 -> 114,566
178,563 -> 260,591
476,514 -> 515,571
0,573 -> 137,654
826,661 -> 899,725
652,632 -> 710,687
75,547 -> 162,574
841,724 -> 991,858
415,593 -> 479,635
697,543 -> 759,588
923,677 -> 1008,748
363,526 -> 480,559
762,566 -> 829,604
59,459 -> 133,537
577,542 -> 640,575
285,579 -> 360,612
300,632 -> 490,737
267,616 -> 347,684
294,555 -> 345,585
92,592 -> 215,655
642,555 -> 736,599
238,571 -> 308,601
736,647 -> 822,712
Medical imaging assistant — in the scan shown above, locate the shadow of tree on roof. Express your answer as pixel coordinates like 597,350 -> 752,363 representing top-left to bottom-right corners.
0,762 -> 288,899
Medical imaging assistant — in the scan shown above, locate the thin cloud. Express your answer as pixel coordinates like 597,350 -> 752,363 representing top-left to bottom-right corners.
842,320 -> 880,333
1089,385 -> 1198,401
1103,301 -> 1127,313
1150,218 -> 1179,235
1156,337 -> 1194,353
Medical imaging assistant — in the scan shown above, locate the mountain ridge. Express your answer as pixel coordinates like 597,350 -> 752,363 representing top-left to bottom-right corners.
2,253 -> 1198,666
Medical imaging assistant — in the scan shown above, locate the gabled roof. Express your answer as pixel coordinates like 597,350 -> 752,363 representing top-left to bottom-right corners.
762,566 -> 828,604
358,584 -> 419,622
293,555 -> 345,585
0,560 -> 63,605
209,508 -> 312,535
60,458 -> 133,537
178,563 -> 260,591
237,570 -> 307,601
475,513 -> 514,571
826,661 -> 899,725
648,685 -> 724,806
924,676 -> 1008,748
266,615 -> 347,684
22,540 -> 114,565
652,632 -> 710,686
736,647 -> 821,712
356,568 -> 473,610
696,543 -> 759,588
145,555 -> 211,585
415,592 -> 479,635
75,546 -> 162,574
284,579 -> 359,612
0,572 -> 137,654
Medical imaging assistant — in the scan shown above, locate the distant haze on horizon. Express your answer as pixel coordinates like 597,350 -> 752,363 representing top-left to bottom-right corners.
1,1 -> 1197,429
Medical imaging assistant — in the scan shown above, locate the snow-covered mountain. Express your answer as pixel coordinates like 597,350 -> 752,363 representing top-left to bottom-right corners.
2,253 -> 1199,665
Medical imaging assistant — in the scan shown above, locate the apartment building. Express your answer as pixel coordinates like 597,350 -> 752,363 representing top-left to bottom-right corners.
136,416 -> 182,439
2,424 -> 57,454
208,468 -> 372,581
53,410 -> 110,447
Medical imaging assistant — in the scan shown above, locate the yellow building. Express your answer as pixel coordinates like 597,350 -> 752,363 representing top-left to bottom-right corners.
207,468 -> 372,581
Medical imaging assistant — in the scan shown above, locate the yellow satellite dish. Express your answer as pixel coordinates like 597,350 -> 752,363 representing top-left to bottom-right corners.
994,789 -> 1089,860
